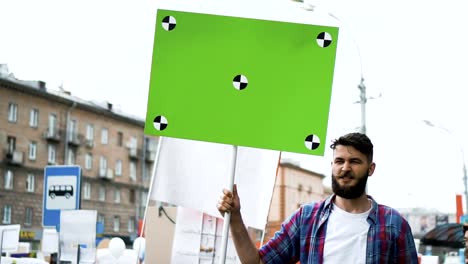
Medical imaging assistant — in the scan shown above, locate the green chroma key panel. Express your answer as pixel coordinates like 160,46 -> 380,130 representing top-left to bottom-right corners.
145,9 -> 339,156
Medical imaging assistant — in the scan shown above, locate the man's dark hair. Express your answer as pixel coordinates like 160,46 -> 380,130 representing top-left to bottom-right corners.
330,132 -> 374,162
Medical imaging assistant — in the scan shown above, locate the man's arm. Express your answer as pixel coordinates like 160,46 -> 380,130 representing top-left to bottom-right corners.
396,220 -> 419,263
217,184 -> 264,264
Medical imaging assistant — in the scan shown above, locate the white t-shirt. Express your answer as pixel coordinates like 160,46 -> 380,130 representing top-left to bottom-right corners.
323,203 -> 371,264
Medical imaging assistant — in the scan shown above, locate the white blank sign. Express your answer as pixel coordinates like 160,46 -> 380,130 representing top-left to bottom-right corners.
0,224 -> 20,252
151,137 -> 280,229
41,228 -> 58,253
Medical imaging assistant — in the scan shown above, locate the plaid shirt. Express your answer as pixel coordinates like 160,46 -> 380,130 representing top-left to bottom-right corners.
259,195 -> 418,264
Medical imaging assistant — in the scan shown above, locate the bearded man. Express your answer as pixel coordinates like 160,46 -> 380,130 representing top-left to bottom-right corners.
218,132 -> 418,264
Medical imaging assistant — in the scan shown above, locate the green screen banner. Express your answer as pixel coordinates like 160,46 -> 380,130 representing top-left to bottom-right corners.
145,9 -> 339,156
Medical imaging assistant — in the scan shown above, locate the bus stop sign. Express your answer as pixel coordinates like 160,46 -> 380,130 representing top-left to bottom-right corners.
42,165 -> 81,231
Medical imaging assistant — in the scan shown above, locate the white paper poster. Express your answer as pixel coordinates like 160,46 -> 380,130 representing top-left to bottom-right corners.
59,210 -> 97,264
151,137 -> 280,230
41,228 -> 59,253
171,207 -> 238,264
0,224 -> 20,252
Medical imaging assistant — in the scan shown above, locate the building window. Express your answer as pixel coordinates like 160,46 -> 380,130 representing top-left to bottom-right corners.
7,103 -> 18,123
83,182 -> 91,200
69,120 -> 77,140
146,137 -> 159,152
130,161 -> 136,181
141,191 -> 148,207
114,189 -> 121,203
48,144 -> 56,164
29,108 -> 39,127
99,186 -> 106,201
128,217 -> 135,233
101,128 -> 108,145
85,153 -> 93,170
86,124 -> 94,140
4,170 -> 13,189
86,124 -> 94,147
115,160 -> 122,176
26,174 -> 35,192
99,156 -> 107,176
25,207 -> 33,226
113,216 -> 120,232
7,136 -> 16,154
98,214 -> 105,227
67,149 -> 76,165
144,165 -> 151,181
130,136 -> 137,149
28,142 -> 37,161
48,114 -> 57,136
117,132 -> 123,147
2,205 -> 11,224
129,189 -> 135,204
66,120 -> 77,145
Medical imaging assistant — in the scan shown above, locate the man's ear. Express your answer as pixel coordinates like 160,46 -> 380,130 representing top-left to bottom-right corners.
368,162 -> 376,176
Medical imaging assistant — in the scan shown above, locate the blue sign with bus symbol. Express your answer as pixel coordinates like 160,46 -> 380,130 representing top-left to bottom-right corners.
48,184 -> 74,199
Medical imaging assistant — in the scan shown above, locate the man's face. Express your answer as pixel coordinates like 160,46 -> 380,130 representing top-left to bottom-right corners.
331,145 -> 375,199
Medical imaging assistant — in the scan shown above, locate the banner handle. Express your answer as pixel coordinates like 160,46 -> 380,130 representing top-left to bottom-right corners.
218,145 -> 238,264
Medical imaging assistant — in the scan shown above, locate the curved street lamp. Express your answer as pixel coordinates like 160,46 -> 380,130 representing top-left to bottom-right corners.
296,0 -> 378,134
423,120 -> 468,214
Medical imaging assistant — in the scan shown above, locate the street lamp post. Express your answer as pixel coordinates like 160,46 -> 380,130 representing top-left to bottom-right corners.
357,78 -> 366,134
295,0 -> 370,134
423,120 -> 468,214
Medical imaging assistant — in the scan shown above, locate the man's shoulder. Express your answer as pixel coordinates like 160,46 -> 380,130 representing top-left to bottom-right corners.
376,203 -> 404,215
375,203 -> 410,225
300,199 -> 327,216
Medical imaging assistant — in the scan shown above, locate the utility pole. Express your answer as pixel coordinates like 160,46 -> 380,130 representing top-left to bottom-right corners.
357,78 -> 366,134
358,77 -> 368,194
296,0 -> 370,135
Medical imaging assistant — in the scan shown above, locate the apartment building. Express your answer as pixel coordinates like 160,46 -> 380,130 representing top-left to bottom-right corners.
264,161 -> 331,241
0,65 -> 157,248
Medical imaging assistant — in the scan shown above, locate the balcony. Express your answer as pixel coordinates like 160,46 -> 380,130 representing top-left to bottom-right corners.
145,150 -> 156,162
67,133 -> 83,147
99,169 -> 114,180
6,151 -> 23,165
106,169 -> 114,180
43,128 -> 61,142
129,147 -> 139,160
85,139 -> 94,148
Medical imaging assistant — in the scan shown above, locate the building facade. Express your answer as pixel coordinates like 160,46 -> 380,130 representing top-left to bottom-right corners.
0,66 -> 157,247
264,161 -> 331,241
398,208 -> 457,238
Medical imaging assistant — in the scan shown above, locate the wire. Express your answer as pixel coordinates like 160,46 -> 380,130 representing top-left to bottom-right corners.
296,0 -> 364,80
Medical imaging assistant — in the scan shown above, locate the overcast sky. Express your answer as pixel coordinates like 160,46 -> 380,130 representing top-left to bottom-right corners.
1,0 -> 468,213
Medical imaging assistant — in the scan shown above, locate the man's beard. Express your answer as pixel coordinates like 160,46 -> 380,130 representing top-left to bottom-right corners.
332,171 -> 368,199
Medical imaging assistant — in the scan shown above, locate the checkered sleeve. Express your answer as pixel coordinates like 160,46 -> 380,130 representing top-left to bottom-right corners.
396,218 -> 419,263
258,207 -> 303,264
